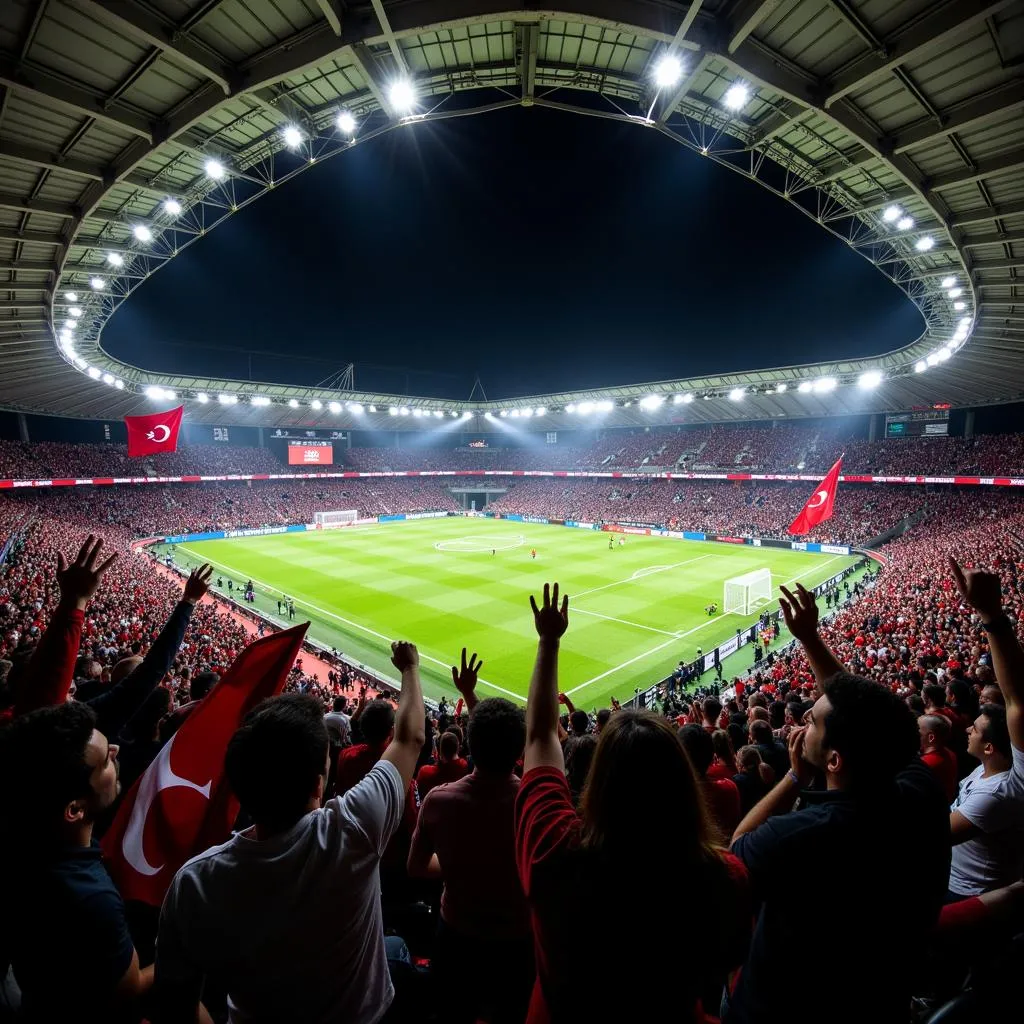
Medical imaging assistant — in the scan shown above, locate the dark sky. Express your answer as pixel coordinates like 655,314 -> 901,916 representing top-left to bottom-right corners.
104,106 -> 923,400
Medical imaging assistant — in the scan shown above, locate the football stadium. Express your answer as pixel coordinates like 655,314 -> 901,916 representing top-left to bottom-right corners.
1,1 -> 1023,1022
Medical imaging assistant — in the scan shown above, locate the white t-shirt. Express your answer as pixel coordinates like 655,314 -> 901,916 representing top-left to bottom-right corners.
323,710 -> 351,746
949,742 -> 1024,895
157,759 -> 405,1023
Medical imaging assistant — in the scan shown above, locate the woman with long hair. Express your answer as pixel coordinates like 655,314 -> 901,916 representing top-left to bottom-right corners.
708,727 -> 739,780
515,583 -> 751,1023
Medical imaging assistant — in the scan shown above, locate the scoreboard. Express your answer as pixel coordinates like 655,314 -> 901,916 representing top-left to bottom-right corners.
885,409 -> 950,438
287,439 -> 334,465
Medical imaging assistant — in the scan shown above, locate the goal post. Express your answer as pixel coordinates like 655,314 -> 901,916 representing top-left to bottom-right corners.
315,509 -> 359,528
724,568 -> 773,616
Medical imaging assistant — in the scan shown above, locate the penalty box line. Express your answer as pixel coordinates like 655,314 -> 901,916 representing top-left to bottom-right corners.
176,546 -> 525,703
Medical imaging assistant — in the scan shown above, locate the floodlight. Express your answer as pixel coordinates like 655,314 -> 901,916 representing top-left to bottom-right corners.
389,407 -> 398,416
107,252 -> 123,267
959,317 -> 972,329
102,373 -> 114,385
937,347 -> 952,361
350,403 -> 364,413
251,396 -> 271,406
598,400 -> 614,412
948,287 -> 962,298
653,54 -> 683,88
463,410 -> 473,418
814,377 -> 836,393
882,205 -> 901,223
858,370 -> 883,389
535,408 -> 545,416
926,352 -> 940,366
940,276 -> 956,289
896,216 -> 914,230
914,235 -> 935,251
87,366 -> 101,379
723,83 -> 750,111
639,395 -> 664,410
205,159 -> 226,180
90,277 -> 105,290
114,379 -> 125,389
329,401 -> 342,414
390,79 -> 416,111
65,291 -> 78,301
369,405 -> 377,413
400,407 -> 410,416
914,360 -> 927,373
681,394 -> 694,404
196,393 -> 209,403
164,198 -> 182,216
577,402 -> 594,414
337,111 -> 356,135
310,399 -> 323,410
73,356 -> 86,368
672,394 -> 685,405
68,306 -> 82,317
797,381 -> 813,393
433,409 -> 443,418
509,409 -> 520,418
775,383 -> 787,393
500,410 -> 508,417
521,408 -> 533,418
566,403 -> 577,412
450,410 -> 459,418
728,388 -> 745,401
953,301 -> 966,311
283,125 -> 303,148
133,225 -> 152,242
218,394 -> 237,405
412,408 -> 423,418
145,385 -> 164,399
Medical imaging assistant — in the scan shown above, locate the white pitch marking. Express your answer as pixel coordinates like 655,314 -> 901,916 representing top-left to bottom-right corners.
572,554 -> 713,599
572,607 -> 679,637
177,546 -> 525,702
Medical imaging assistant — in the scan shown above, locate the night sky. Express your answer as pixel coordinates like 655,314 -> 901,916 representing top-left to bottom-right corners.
104,106 -> 923,400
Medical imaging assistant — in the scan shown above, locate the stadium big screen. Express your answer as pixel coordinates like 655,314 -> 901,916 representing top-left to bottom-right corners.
884,409 -> 950,438
288,440 -> 334,465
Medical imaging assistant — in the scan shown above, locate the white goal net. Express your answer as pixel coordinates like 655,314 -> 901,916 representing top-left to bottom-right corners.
724,568 -> 773,616
315,509 -> 359,528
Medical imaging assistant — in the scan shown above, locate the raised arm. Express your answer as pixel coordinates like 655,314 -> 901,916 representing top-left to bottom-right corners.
524,582 -> 570,773
950,557 -> 1024,751
381,641 -> 427,787
779,583 -> 845,685
451,647 -> 482,713
15,535 -> 117,716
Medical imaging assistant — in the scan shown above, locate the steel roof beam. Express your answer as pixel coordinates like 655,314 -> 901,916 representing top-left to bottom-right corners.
824,0 -> 1015,106
892,79 -> 1024,153
0,299 -> 45,309
0,140 -> 106,181
519,23 -> 538,104
751,101 -> 807,145
727,0 -> 783,53
656,52 -> 712,125
951,200 -> 1024,228
972,256 -> 1024,272
315,0 -> 344,36
0,258 -> 53,272
0,54 -> 153,140
929,147 -> 1024,190
74,1 -> 234,94
812,148 -> 876,184
345,43 -> 394,118
0,226 -> 65,245
961,228 -> 1024,248
370,0 -> 408,72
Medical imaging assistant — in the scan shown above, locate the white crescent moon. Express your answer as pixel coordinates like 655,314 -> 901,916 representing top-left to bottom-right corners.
808,489 -> 829,508
150,423 -> 171,443
121,733 -> 211,876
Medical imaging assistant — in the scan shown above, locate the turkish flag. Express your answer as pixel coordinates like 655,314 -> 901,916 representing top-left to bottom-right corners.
102,622 -> 308,906
787,458 -> 843,536
124,405 -> 183,457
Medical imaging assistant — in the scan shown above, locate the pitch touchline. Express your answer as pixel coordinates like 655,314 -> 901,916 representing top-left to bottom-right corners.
571,608 -> 679,637
572,554 -> 714,599
177,547 -> 525,702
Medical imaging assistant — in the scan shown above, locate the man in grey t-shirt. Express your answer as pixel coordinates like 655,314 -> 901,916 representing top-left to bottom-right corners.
154,643 -> 426,1023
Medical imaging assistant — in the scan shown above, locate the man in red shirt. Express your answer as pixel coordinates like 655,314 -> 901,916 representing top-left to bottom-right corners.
408,648 -> 532,1024
919,714 -> 958,802
415,730 -> 469,797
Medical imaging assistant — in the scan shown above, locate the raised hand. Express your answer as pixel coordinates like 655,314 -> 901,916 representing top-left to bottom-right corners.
182,563 -> 214,605
530,582 -> 569,643
787,724 -> 813,786
56,535 -> 118,610
949,556 -> 1003,622
451,647 -> 482,708
779,582 -> 819,643
391,640 -> 419,673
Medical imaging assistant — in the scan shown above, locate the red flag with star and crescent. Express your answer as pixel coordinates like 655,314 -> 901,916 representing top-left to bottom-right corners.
124,405 -> 183,457
787,458 -> 843,536
102,622 -> 308,906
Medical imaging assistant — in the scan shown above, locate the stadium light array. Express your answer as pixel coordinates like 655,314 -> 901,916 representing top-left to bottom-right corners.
311,399 -> 323,410
250,396 -> 271,406
882,205 -> 902,223
433,410 -> 444,418
723,83 -> 750,110
896,216 -> 914,231
369,405 -> 377,413
639,395 -> 664,410
114,379 -> 125,390
389,407 -> 398,416
652,54 -> 683,88
535,407 -> 545,416
400,407 -> 410,416
87,366 -> 101,379
106,252 -> 124,267
937,347 -> 952,362
797,381 -> 813,393
858,370 -> 883,389
196,393 -> 209,403
728,388 -> 745,401
337,111 -> 356,135
499,410 -> 508,417
145,385 -> 172,400
218,394 -> 237,405
915,360 -> 927,373
329,401 -> 342,414
914,235 -> 935,251
90,277 -> 105,290
463,410 -> 473,418
814,377 -> 837,393
283,125 -> 303,148
953,300 -> 966,311
941,276 -> 956,289
205,159 -> 226,180
68,306 -> 82,317
351,403 -> 364,413
390,79 -> 416,112
65,291 -> 78,302
102,373 -> 114,385
927,352 -> 940,366
133,225 -> 152,242
775,383 -> 787,393
288,398 -> 299,408
948,287 -> 963,298
164,198 -> 182,216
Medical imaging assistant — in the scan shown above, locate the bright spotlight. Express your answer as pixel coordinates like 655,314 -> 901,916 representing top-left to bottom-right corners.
639,395 -> 664,410
87,366 -> 101,379
369,405 -> 377,413
164,198 -> 182,216
390,79 -> 416,111
723,83 -> 750,111
329,401 -> 342,414
728,388 -> 745,401
133,225 -> 152,242
509,409 -> 520,418
389,407 -> 398,416
681,394 -> 694,404
797,381 -> 813,393
250,396 -> 271,406
433,409 -> 443,418
775,383 -> 787,393
90,277 -> 105,290
653,54 -> 683,88
349,402 -> 363,413
106,252 -> 123,267
937,347 -> 952,362
500,410 -> 508,418
463,410 -> 472,418
145,385 -> 164,399
535,407 -> 545,416
102,373 -> 114,385
114,379 -> 125,389
65,291 -> 78,301
400,407 -> 410,416
940,276 -> 956,289
68,306 -> 82,317
337,111 -> 356,135
948,287 -> 962,298
163,390 -> 176,401
598,400 -> 614,412
218,394 -> 237,405
286,398 -> 298,408
914,235 -> 935,251
882,205 -> 902,223
858,370 -> 883,389
896,216 -> 914,231
311,399 -> 323,411
566,403 -> 576,413
282,125 -> 303,148
926,352 -> 940,366
953,300 -> 966,310
814,377 -> 837,393
205,158 -> 226,180
915,360 -> 927,373
577,402 -> 594,414
196,393 -> 209,403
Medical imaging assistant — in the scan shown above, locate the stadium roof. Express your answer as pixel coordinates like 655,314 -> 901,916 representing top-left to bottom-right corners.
0,0 -> 1022,430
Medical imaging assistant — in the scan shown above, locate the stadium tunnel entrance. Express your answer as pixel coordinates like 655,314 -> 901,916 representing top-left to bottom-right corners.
448,486 -> 507,511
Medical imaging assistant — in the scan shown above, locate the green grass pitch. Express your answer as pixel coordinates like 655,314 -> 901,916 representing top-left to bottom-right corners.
171,518 -> 859,710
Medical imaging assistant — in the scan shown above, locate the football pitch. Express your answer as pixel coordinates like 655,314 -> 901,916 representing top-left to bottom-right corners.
169,518 -> 859,709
